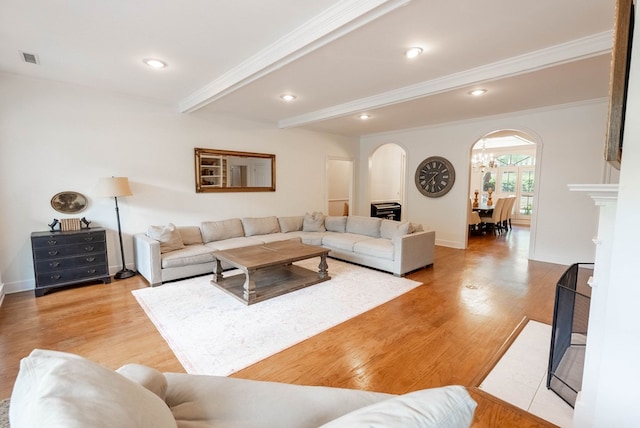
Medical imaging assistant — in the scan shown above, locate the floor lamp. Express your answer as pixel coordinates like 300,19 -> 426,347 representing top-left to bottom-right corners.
96,177 -> 136,279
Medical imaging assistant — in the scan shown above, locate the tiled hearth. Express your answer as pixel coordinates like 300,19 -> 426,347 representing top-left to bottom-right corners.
479,320 -> 574,427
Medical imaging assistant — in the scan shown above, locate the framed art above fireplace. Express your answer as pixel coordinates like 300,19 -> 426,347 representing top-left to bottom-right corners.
604,0 -> 634,169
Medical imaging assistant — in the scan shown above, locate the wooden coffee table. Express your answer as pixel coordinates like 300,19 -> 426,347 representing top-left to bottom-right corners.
210,240 -> 330,305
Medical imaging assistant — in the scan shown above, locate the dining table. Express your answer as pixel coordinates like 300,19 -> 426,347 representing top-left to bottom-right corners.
473,203 -> 494,216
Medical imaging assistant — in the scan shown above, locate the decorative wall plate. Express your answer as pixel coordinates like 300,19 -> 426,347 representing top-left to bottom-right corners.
50,191 -> 88,214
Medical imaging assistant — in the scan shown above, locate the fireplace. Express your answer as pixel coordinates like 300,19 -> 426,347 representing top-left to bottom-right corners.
547,262 -> 593,407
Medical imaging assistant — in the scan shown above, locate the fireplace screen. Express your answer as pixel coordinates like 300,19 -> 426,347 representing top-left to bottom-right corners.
547,262 -> 592,407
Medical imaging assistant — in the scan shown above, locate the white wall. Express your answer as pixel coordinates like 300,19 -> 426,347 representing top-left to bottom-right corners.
369,143 -> 404,203
359,101 -> 609,264
0,73 -> 358,293
580,5 -> 640,423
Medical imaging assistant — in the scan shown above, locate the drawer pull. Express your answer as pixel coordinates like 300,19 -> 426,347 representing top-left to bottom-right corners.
49,262 -> 60,268
86,257 -> 96,262
48,251 -> 59,256
87,269 -> 97,274
47,240 -> 57,245
84,246 -> 95,252
50,274 -> 61,280
84,237 -> 95,242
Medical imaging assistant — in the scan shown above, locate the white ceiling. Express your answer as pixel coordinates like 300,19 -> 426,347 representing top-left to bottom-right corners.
0,0 -> 616,137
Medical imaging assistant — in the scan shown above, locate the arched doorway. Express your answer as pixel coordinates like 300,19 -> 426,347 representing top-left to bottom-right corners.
369,143 -> 406,221
468,130 -> 538,244
470,130 -> 537,226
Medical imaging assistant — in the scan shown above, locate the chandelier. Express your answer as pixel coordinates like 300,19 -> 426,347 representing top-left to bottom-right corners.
472,139 -> 497,173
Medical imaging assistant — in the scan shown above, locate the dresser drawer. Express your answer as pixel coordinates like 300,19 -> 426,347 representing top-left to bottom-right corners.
36,264 -> 110,287
33,241 -> 106,260
31,232 -> 105,248
35,253 -> 107,274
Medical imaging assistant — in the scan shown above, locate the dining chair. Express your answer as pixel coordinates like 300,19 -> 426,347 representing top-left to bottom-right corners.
500,196 -> 514,230
480,197 -> 505,234
505,197 -> 517,229
468,198 -> 482,234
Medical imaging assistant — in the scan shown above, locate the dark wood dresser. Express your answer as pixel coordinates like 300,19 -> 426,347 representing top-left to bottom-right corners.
31,228 -> 111,297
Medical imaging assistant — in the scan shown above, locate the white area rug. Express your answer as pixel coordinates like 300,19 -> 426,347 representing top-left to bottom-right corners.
133,258 -> 421,376
479,320 -> 574,427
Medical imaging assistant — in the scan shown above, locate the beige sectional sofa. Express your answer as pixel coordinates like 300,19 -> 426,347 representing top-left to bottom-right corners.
10,349 -> 477,427
133,214 -> 435,286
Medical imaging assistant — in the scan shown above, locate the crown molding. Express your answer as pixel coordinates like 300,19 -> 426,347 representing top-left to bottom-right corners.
279,31 -> 613,129
179,0 -> 411,113
360,98 -> 609,139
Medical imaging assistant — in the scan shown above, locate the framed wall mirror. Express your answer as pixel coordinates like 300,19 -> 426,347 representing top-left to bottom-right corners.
604,0 -> 634,169
195,148 -> 276,193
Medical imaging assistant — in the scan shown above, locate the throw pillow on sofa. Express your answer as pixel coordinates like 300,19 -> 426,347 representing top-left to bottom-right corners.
303,211 -> 326,232
319,385 -> 477,428
10,349 -> 176,428
278,216 -> 304,233
380,220 -> 411,240
147,223 -> 185,254
176,226 -> 203,245
409,222 -> 424,233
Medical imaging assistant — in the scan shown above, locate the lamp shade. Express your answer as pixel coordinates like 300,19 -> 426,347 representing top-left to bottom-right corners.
95,177 -> 133,198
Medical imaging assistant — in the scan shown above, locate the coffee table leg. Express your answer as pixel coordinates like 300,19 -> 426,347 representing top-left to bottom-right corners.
318,254 -> 328,279
212,258 -> 223,284
243,268 -> 256,303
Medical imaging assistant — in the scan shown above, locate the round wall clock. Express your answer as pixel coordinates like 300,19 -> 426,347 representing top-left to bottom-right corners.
414,156 -> 456,198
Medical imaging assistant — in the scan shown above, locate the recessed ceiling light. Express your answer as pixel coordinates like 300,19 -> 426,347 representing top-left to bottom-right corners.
280,94 -> 296,102
143,58 -> 167,69
359,113 -> 371,120
405,47 -> 423,59
469,89 -> 487,96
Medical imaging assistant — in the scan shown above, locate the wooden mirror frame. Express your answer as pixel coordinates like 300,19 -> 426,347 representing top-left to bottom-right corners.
195,148 -> 276,193
605,0 -> 634,169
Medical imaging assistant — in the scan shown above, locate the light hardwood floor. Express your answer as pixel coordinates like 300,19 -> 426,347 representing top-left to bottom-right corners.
0,226 -> 562,426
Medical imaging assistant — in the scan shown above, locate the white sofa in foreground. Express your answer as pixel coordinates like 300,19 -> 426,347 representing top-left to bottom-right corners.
133,214 -> 435,286
10,349 -> 477,427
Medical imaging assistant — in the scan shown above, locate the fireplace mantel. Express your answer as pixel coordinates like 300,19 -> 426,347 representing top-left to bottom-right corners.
567,183 -> 618,427
568,183 -> 619,204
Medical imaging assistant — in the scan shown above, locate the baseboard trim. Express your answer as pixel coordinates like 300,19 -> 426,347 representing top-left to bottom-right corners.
435,238 -> 465,249
5,279 -> 35,294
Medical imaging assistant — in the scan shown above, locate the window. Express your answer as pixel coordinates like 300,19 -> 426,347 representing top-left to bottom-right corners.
495,154 -> 535,167
518,168 -> 535,218
521,169 -> 535,192
482,171 -> 496,192
501,169 -> 517,192
487,165 -> 535,223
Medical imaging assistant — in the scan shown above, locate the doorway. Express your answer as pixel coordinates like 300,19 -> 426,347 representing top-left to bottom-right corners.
326,158 -> 354,216
368,143 -> 406,221
470,130 -> 537,229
